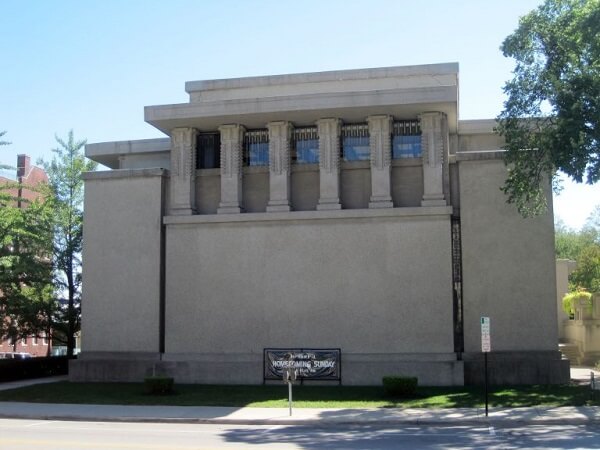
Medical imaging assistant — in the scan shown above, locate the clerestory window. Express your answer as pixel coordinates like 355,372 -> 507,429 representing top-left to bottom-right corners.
342,124 -> 370,161
196,133 -> 221,169
244,130 -> 269,166
292,127 -> 319,164
392,120 -> 421,159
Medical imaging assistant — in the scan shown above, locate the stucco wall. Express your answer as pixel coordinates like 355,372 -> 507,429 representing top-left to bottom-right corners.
291,166 -> 319,211
459,159 -> 558,353
242,169 -> 269,213
81,170 -> 165,353
341,164 -> 371,209
195,169 -> 220,214
391,163 -> 423,207
164,210 -> 455,366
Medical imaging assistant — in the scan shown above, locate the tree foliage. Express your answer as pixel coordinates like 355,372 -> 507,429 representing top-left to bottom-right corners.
555,205 -> 600,292
0,131 -> 13,171
0,183 -> 56,351
497,0 -> 600,216
41,130 -> 97,357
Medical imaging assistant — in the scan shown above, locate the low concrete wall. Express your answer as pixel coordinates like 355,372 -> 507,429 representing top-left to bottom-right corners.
564,319 -> 600,366
463,351 -> 569,385
70,352 -> 463,386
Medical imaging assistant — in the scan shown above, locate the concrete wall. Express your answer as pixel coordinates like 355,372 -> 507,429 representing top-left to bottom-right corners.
163,208 -> 460,384
391,162 -> 423,207
459,158 -> 567,383
291,166 -> 319,211
242,169 -> 269,213
195,169 -> 220,214
79,169 -> 165,354
341,163 -> 370,209
459,158 -> 558,352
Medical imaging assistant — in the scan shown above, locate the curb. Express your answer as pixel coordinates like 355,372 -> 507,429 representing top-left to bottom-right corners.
0,413 -> 597,426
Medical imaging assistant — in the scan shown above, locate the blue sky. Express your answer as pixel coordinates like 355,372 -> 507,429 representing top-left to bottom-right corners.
1,0 -> 598,228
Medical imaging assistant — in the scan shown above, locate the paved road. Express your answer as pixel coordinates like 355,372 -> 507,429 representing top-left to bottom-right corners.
1,419 -> 599,450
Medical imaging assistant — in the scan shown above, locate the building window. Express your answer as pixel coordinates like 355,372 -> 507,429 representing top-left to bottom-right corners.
21,337 -> 27,346
42,333 -> 48,345
393,120 -> 421,159
32,336 -> 38,346
292,127 -> 319,164
196,133 -> 221,169
244,130 -> 269,166
342,124 -> 370,161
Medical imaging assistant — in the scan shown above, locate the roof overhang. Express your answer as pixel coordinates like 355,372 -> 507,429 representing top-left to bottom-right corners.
145,63 -> 459,135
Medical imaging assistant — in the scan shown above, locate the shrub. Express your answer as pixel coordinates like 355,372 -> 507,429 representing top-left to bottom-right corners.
382,375 -> 418,397
0,356 -> 70,382
144,376 -> 174,395
563,289 -> 592,316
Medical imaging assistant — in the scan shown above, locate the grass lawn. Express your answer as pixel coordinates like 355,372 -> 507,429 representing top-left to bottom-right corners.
0,382 -> 597,408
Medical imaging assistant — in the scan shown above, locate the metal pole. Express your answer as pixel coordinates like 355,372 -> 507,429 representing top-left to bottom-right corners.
288,381 -> 293,416
484,352 -> 489,417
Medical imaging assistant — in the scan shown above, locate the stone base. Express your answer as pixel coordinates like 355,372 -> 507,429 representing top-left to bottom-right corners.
169,207 -> 195,216
217,206 -> 242,214
70,352 -> 464,386
316,201 -> 342,211
266,202 -> 291,212
421,199 -> 446,207
369,200 -> 394,209
463,351 -> 570,385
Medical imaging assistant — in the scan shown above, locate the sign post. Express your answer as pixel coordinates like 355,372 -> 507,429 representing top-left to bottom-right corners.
481,316 -> 491,417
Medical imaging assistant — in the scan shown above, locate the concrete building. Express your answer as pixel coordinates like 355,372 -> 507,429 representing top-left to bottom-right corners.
72,63 -> 569,385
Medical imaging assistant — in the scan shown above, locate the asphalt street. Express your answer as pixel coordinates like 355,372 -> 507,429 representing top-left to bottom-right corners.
1,419 -> 599,450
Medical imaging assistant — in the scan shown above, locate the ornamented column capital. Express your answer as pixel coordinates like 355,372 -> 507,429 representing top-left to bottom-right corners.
367,115 -> 393,208
419,112 -> 447,207
267,121 -> 292,176
316,118 -> 342,210
316,118 -> 342,174
419,112 -> 445,168
218,124 -> 245,179
218,124 -> 245,214
266,121 -> 292,212
169,127 -> 197,215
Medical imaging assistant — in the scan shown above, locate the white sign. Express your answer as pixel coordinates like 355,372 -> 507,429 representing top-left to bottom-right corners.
481,316 -> 491,352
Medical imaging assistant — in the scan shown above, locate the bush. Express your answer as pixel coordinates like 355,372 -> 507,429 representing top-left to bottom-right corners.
0,356 -> 70,382
382,375 -> 418,397
144,376 -> 174,395
562,290 -> 592,316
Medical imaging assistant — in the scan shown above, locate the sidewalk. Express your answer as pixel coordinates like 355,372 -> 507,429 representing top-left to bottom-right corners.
0,402 -> 598,426
0,373 -> 598,426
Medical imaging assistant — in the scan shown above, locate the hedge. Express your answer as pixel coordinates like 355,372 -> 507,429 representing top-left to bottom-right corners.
0,356 -> 70,382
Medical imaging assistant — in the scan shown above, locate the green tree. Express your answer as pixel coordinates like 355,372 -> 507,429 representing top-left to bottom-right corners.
0,184 -> 56,353
1,131 -> 13,171
556,205 -> 600,292
497,0 -> 600,216
42,131 -> 97,357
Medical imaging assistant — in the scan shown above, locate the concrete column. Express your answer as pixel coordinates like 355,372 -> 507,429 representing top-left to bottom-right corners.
266,121 -> 292,212
367,115 -> 393,208
170,127 -> 197,215
316,118 -> 342,210
419,112 -> 448,207
217,124 -> 245,214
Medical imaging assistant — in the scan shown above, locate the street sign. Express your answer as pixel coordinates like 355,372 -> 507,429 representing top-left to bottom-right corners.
481,316 -> 491,353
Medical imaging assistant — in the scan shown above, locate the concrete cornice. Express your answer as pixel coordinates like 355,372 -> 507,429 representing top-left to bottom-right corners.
85,138 -> 170,168
456,150 -> 505,161
83,168 -> 168,181
145,86 -> 458,134
164,206 -> 453,226
458,119 -> 498,135
185,63 -> 459,93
